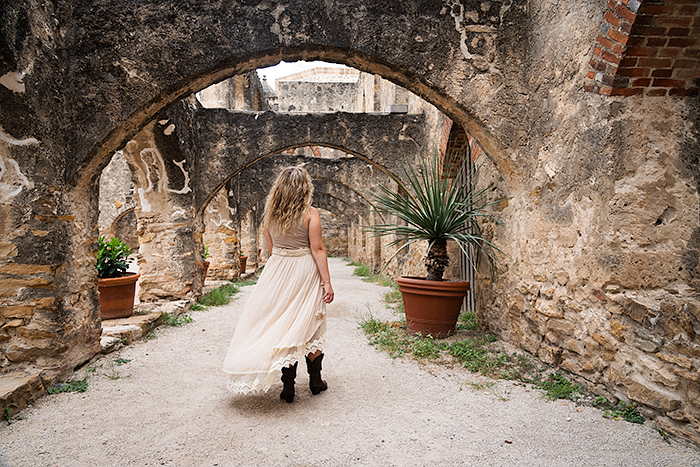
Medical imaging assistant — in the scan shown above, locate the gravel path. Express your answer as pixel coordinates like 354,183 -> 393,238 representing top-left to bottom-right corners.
1,258 -> 699,466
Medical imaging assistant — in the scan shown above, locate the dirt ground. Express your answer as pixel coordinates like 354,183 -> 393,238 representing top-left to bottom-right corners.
1,258 -> 699,466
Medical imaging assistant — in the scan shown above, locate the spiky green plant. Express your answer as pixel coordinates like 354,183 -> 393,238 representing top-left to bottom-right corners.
365,148 -> 503,281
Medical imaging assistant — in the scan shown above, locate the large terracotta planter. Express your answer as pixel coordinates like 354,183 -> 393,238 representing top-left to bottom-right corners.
98,272 -> 140,320
397,276 -> 470,338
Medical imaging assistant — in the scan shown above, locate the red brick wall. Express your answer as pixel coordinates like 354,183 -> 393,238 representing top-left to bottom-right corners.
586,0 -> 699,97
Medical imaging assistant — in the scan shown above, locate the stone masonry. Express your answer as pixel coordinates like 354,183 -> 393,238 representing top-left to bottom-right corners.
1,0 -> 699,443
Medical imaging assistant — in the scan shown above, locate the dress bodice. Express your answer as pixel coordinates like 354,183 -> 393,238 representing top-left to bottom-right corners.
272,219 -> 310,250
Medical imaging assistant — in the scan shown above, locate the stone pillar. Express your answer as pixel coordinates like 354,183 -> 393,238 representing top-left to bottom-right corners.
202,186 -> 239,280
122,120 -> 198,301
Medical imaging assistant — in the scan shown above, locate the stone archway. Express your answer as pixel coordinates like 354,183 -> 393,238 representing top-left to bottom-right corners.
3,1 -> 700,442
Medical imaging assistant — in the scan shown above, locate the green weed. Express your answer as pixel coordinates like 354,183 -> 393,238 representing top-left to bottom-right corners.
456,310 -> 479,331
535,372 -> 581,401
47,378 -> 88,394
604,401 -> 645,424
236,277 -> 259,287
198,283 -> 239,306
353,264 -> 373,277
162,312 -> 193,327
190,303 -> 207,311
113,357 -> 131,366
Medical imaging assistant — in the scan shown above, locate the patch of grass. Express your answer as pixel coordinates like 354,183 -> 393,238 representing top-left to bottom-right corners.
604,401 -> 645,424
190,303 -> 207,312
535,372 -> 581,401
113,357 -> 131,366
162,312 -> 193,327
353,264 -> 373,277
47,378 -> 88,394
3,407 -> 24,424
448,335 -> 508,375
236,277 -> 259,287
198,283 -> 240,306
455,310 -> 479,331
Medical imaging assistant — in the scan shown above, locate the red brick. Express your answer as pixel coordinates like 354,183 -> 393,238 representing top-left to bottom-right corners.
646,37 -> 668,47
627,47 -> 657,57
607,0 -> 618,10
668,27 -> 691,37
618,67 -> 650,77
621,21 -> 633,34
684,49 -> 700,58
605,10 -> 621,27
659,48 -> 681,57
602,50 -> 622,64
678,6 -> 698,16
590,60 -> 608,72
609,29 -> 630,45
669,88 -> 699,96
664,0 -> 700,4
673,58 -> 699,68
651,69 -> 674,77
587,71 -> 596,79
616,4 -> 637,21
657,17 -> 692,28
584,84 -> 599,93
597,36 -> 614,49
610,87 -> 644,96
620,57 -> 638,67
674,68 -> 700,79
639,57 -> 673,68
626,36 -> 644,47
637,4 -> 674,14
668,38 -> 698,48
612,43 -> 624,54
646,88 -> 668,96
637,26 -> 669,37
594,46 -> 602,56
653,78 -> 686,87
600,86 -> 613,96
632,78 -> 652,86
633,15 -> 654,26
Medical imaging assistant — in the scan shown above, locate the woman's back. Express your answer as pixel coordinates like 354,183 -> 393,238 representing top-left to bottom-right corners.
272,220 -> 310,250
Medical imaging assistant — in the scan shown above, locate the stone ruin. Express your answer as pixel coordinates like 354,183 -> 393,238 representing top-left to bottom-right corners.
1,0 -> 699,444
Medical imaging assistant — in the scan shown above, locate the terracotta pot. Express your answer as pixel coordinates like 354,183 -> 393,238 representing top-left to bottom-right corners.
397,276 -> 470,338
98,272 -> 140,320
240,255 -> 248,274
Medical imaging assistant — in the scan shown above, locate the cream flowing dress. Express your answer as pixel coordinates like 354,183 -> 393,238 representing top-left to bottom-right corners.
223,220 -> 326,394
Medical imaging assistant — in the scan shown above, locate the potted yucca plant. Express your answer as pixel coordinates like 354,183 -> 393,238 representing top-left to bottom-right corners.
365,147 -> 502,337
97,236 -> 139,320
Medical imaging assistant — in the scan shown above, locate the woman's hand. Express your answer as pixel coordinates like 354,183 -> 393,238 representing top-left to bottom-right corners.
322,282 -> 334,304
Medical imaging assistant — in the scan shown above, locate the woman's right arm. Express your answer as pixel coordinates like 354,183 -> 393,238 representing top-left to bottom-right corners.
307,208 -> 334,304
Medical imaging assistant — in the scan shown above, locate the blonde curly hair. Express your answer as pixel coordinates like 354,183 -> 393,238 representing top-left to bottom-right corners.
263,166 -> 314,234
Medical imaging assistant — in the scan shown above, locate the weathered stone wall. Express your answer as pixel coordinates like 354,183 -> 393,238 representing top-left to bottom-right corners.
97,151 -> 138,251
2,0 -> 699,443
319,209 -> 347,257
202,189 -> 239,280
278,81 -> 359,112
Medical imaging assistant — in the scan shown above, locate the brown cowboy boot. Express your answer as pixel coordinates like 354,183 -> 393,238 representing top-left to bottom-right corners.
305,353 -> 328,395
280,362 -> 297,403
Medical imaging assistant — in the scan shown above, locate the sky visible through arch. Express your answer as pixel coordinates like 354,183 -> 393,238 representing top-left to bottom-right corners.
256,61 -> 350,91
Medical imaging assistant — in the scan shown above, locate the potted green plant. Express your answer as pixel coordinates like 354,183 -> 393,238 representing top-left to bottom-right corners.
97,236 -> 139,320
365,148 -> 502,337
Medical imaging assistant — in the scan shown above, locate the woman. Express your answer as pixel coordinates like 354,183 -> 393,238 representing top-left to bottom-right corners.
223,166 -> 334,403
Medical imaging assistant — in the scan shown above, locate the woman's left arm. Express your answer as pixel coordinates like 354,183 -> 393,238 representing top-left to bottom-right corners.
307,208 -> 334,304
